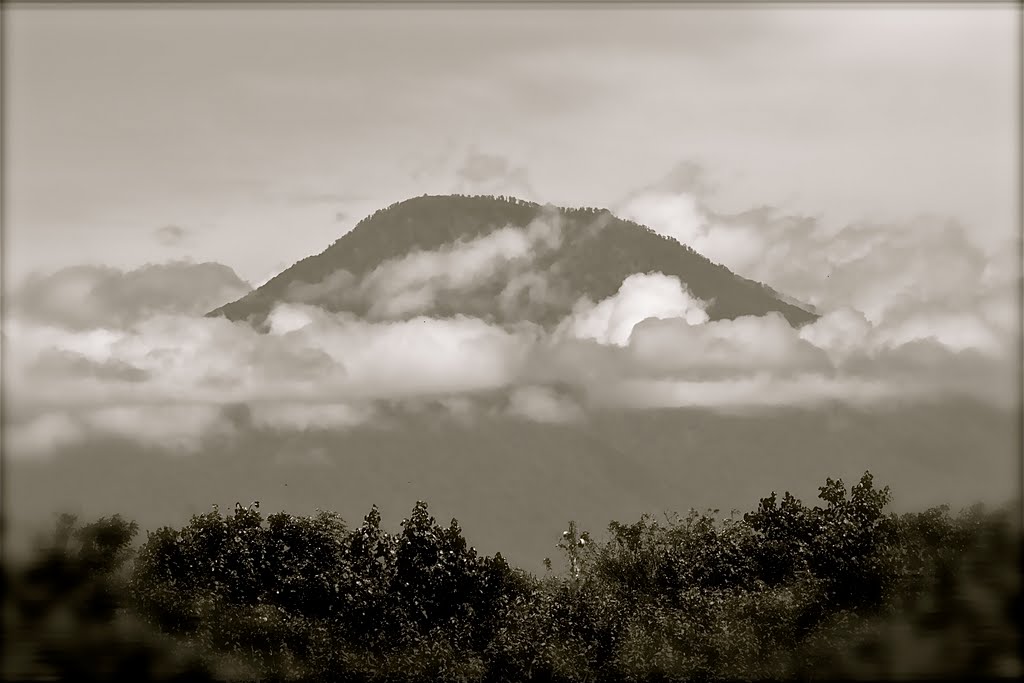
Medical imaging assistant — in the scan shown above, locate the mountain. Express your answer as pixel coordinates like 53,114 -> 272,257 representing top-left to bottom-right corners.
208,194 -> 817,326
9,195 -> 1015,574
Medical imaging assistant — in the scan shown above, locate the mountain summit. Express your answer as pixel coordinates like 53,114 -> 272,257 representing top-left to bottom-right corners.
208,194 -> 817,327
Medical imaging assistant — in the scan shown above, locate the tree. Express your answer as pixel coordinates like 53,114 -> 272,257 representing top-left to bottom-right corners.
4,514 -> 217,681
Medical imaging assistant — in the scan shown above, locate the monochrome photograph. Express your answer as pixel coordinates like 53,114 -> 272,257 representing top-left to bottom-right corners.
2,3 -> 1020,681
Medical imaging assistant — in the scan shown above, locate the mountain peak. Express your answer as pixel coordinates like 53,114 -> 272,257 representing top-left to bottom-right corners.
208,194 -> 817,328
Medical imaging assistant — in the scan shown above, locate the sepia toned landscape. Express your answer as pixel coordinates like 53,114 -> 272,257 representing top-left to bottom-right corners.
3,4 -> 1020,681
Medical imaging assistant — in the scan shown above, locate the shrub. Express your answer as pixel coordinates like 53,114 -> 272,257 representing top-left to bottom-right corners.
34,470 -> 1015,681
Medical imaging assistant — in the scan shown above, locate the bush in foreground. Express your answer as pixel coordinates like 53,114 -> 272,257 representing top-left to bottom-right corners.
5,472 -> 1019,681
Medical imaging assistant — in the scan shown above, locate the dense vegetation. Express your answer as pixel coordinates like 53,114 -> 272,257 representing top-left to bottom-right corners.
208,194 -> 817,327
4,472 -> 1019,681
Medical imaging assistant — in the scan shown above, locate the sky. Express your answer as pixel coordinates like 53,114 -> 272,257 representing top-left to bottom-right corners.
2,4 -> 1021,555
6,4 -> 1018,287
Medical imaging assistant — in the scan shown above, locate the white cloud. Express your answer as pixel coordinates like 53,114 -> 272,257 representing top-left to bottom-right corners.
86,404 -> 230,451
7,269 -> 1013,456
283,269 -> 357,306
9,262 -> 252,329
873,310 -> 1006,357
506,385 -> 584,424
627,312 -> 830,379
248,401 -> 376,432
616,186 -> 1017,335
797,308 -> 873,364
602,374 -> 903,413
617,193 -> 706,249
5,172 -> 1017,460
4,297 -> 548,458
559,272 -> 710,346
359,210 -> 563,319
267,305 -> 537,399
4,404 -> 231,458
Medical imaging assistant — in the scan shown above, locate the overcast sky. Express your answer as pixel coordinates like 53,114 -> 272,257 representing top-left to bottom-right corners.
7,4 -> 1018,287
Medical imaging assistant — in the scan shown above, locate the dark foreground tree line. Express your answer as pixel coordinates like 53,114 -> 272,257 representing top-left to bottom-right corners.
3,472 -> 1020,682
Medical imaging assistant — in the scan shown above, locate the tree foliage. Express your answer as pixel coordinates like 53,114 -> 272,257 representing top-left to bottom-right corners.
3,514 -> 220,681
5,472 -> 1019,681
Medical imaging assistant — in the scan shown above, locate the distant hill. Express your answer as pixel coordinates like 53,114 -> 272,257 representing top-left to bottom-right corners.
208,194 -> 817,327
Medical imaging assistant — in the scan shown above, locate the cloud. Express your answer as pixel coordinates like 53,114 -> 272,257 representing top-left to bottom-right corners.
626,312 -> 832,380
86,404 -> 232,451
3,301 -> 539,457
5,300 -> 535,412
456,151 -> 515,184
26,348 -> 151,383
5,412 -> 84,455
796,307 -> 874,363
4,166 -> 1017,461
284,191 -> 368,206
278,209 -> 566,321
247,401 -> 377,432
506,385 -> 584,424
601,374 -> 902,413
558,272 -> 710,346
284,269 -> 358,307
4,404 -> 232,457
262,305 -> 537,399
362,211 -> 562,319
7,270 -> 1012,458
617,182 -> 1016,330
154,224 -> 189,247
536,266 -> 1015,411
612,166 -> 1017,409
496,269 -> 571,320
8,261 -> 252,330
454,148 -> 536,199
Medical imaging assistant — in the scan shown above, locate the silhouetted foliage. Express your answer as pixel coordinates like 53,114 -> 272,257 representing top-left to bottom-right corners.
3,514 -> 221,681
129,500 -> 531,681
5,472 -> 1019,681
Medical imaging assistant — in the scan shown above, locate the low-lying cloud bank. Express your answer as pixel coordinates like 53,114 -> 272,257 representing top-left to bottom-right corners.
7,261 -> 252,330
616,187 -> 1019,341
4,206 -> 1018,457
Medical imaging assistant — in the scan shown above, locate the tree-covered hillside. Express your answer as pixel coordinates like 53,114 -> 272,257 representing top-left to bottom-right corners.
208,194 -> 817,328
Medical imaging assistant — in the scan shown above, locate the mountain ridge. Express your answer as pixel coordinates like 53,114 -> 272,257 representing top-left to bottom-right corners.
208,194 -> 818,327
